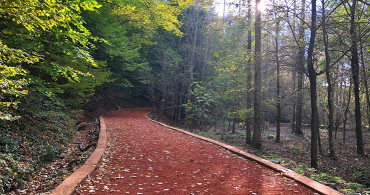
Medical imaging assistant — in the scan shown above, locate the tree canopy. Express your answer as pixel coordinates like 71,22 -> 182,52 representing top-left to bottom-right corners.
0,0 -> 369,193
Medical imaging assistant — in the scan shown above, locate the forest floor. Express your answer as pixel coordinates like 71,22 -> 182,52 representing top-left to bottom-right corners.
13,116 -> 99,195
151,114 -> 370,194
74,108 -> 319,194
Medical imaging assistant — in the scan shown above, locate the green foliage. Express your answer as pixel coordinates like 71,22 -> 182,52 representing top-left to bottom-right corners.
82,0 -> 192,94
220,130 -> 246,143
197,131 -> 217,140
83,1 -> 147,90
184,82 -> 214,127
347,182 -> 363,189
342,182 -> 365,194
0,134 -> 18,153
0,0 -> 110,117
312,173 -> 345,184
0,91 -> 78,190
38,144 -> 62,163
0,42 -> 32,120
353,168 -> 370,188
294,168 -> 304,175
0,154 -> 30,193
205,20 -> 255,128
0,0 -> 198,193
113,0 -> 192,44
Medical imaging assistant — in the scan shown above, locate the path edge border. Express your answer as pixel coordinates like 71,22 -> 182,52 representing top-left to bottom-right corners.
146,114 -> 342,195
50,116 -> 107,195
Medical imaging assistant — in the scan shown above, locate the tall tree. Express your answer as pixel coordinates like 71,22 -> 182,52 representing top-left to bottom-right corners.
307,0 -> 319,169
188,6 -> 200,101
289,0 -> 297,133
274,5 -> 281,143
246,0 -> 253,145
295,0 -> 305,136
252,0 -> 262,148
349,0 -> 365,155
360,38 -> 370,127
321,0 -> 336,158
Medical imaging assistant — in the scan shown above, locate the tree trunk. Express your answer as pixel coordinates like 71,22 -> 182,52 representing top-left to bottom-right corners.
321,0 -> 336,158
246,0 -> 253,145
275,19 -> 281,143
214,101 -> 219,131
343,82 -> 352,144
296,65 -> 304,135
187,6 -> 199,102
290,0 -> 297,134
252,0 -> 262,149
360,38 -> 370,127
318,126 -> 323,155
307,0 -> 318,169
292,70 -> 296,133
232,118 -> 236,134
295,0 -> 305,136
227,119 -> 230,132
349,0 -> 365,155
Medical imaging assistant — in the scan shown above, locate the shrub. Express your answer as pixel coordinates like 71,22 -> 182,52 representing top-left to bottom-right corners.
0,154 -> 30,193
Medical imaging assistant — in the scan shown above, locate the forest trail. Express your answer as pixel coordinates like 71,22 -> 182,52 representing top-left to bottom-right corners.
75,108 -> 317,194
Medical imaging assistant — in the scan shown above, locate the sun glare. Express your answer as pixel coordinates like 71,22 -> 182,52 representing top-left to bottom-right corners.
257,1 -> 266,12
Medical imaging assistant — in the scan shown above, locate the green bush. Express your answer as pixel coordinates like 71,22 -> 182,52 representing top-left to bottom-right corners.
0,154 -> 30,193
294,168 -> 304,175
0,134 -> 18,153
313,173 -> 345,184
347,182 -> 363,189
197,131 -> 216,140
39,144 -> 62,164
353,169 -> 370,188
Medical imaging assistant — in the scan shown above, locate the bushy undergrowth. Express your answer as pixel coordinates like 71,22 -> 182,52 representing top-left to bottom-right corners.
0,154 -> 30,193
0,92 -> 78,193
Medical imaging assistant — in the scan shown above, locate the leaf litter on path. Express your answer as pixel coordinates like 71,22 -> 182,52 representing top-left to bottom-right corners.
75,108 -> 318,195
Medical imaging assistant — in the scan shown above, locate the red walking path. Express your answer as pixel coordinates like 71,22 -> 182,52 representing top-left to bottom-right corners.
52,108 -> 341,195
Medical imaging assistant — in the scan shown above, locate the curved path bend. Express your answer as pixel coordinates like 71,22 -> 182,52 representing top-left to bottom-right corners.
74,108 -> 333,194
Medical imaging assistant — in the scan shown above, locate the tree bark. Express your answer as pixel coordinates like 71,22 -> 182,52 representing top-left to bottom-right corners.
360,38 -> 370,127
349,0 -> 365,155
321,0 -> 336,158
295,0 -> 305,136
343,82 -> 352,144
246,0 -> 253,145
275,18 -> 281,143
232,118 -> 236,134
252,0 -> 262,149
292,70 -> 296,133
291,0 -> 297,134
307,0 -> 318,169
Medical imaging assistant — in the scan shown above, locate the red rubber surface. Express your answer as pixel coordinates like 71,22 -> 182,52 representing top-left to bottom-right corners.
75,108 -> 322,194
